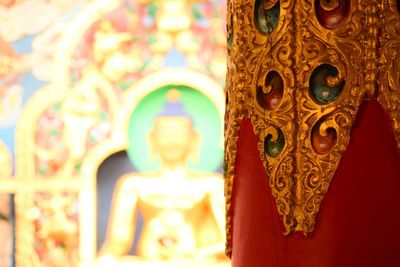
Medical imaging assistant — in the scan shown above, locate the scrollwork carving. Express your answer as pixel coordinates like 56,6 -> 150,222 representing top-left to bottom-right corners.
225,0 -> 400,256
378,0 -> 400,151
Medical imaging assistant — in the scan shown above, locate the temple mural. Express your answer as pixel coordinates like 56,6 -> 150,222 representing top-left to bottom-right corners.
0,0 -> 228,266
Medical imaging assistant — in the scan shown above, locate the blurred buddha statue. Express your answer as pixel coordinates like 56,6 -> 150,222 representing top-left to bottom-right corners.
98,89 -> 227,266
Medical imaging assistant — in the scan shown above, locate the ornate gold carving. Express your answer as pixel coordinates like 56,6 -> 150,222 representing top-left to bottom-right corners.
320,0 -> 340,11
224,0 -> 247,256
378,0 -> 400,149
294,0 -> 366,235
224,1 -> 297,256
225,0 -> 400,256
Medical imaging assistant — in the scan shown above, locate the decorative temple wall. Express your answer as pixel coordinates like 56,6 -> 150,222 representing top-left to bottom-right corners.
0,1 -> 229,266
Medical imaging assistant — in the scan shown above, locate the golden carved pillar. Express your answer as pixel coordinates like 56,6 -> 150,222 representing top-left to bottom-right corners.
224,0 -> 400,266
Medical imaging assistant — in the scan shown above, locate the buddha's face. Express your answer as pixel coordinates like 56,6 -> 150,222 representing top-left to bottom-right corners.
150,116 -> 197,165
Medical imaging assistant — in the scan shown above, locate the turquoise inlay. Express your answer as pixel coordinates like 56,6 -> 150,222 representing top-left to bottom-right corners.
309,64 -> 344,104
227,30 -> 233,50
255,0 -> 280,34
264,128 -> 285,158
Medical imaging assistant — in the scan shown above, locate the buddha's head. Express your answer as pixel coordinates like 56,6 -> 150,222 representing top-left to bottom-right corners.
149,89 -> 200,168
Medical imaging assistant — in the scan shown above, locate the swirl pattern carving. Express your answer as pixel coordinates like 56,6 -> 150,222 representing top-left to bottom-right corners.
225,0 -> 400,256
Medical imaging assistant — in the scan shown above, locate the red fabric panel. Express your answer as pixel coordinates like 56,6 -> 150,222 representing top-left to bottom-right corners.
231,100 -> 400,267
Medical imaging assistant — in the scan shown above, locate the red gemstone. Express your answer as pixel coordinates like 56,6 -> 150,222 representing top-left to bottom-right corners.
315,0 -> 349,29
311,124 -> 337,154
257,71 -> 284,110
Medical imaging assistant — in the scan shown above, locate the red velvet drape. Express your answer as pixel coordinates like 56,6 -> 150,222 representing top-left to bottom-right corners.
231,100 -> 400,267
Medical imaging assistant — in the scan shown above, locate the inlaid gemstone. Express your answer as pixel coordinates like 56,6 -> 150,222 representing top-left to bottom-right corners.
315,0 -> 349,29
227,18 -> 234,50
255,0 -> 280,34
227,31 -> 233,50
309,64 -> 344,104
264,127 -> 285,157
257,71 -> 284,110
311,121 -> 337,154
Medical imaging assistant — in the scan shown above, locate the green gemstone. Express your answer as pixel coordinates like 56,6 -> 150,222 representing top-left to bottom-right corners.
255,0 -> 280,34
265,128 -> 285,157
227,31 -> 233,50
309,64 -> 344,104
223,161 -> 229,176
